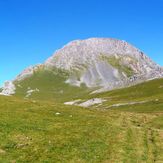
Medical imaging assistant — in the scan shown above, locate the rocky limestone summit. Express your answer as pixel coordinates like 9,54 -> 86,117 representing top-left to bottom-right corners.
45,38 -> 162,88
1,38 -> 163,95
45,38 -> 156,70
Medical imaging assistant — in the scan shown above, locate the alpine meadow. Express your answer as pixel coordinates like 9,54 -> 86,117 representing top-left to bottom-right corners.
1,0 -> 163,162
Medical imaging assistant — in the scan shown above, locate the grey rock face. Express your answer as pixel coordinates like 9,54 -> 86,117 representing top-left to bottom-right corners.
45,38 -> 155,69
45,38 -> 162,89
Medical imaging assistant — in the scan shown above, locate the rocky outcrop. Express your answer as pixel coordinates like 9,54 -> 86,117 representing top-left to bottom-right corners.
15,64 -> 43,81
0,81 -> 16,96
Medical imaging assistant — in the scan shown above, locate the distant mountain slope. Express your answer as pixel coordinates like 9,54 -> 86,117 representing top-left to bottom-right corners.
1,38 -> 163,97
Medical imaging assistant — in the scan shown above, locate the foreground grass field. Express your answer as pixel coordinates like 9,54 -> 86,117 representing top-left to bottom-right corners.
0,96 -> 163,162
0,79 -> 163,162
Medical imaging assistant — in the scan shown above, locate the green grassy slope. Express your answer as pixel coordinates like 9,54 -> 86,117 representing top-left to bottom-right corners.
89,78 -> 163,112
0,95 -> 162,162
14,68 -> 91,102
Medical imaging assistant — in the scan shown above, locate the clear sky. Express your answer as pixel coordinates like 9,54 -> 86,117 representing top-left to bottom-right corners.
0,0 -> 163,86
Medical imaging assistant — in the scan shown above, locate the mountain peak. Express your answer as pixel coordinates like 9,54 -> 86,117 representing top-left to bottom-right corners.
1,38 -> 163,96
45,38 -> 155,70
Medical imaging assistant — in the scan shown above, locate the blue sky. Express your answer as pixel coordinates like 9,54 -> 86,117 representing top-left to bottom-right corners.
0,0 -> 163,86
